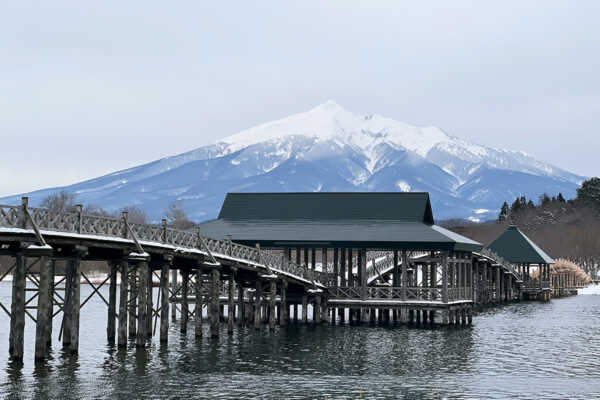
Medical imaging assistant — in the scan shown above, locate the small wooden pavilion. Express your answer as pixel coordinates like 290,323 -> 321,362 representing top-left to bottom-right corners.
487,225 -> 555,300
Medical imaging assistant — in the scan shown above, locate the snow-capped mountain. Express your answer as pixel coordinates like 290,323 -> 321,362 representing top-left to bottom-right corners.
1,100 -> 584,222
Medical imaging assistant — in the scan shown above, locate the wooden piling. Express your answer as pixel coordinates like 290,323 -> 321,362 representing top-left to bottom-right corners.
302,294 -> 308,323
62,258 -> 73,347
107,261 -> 117,343
269,280 -> 276,331
9,254 -> 26,360
254,281 -> 262,330
146,264 -> 153,337
70,257 -> 82,353
195,268 -> 203,338
35,256 -> 51,360
160,257 -> 171,343
280,280 -> 287,327
136,261 -> 149,347
315,296 -> 322,324
228,273 -> 235,334
210,268 -> 220,337
118,261 -> 129,347
47,259 -> 55,346
128,268 -> 137,337
171,269 -> 177,322
180,269 -> 189,333
237,283 -> 245,326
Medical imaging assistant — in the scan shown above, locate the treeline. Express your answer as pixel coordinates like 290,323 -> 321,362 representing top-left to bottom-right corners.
449,178 -> 600,275
41,190 -> 197,229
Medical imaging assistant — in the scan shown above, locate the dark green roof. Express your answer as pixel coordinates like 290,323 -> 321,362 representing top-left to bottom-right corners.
218,192 -> 434,223
201,192 -> 481,251
487,225 -> 555,264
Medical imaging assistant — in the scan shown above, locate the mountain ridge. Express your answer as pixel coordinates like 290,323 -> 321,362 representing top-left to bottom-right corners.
0,101 -> 584,222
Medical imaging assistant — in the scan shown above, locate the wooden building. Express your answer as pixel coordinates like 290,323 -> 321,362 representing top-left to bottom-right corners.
200,192 -> 483,324
486,225 -> 554,301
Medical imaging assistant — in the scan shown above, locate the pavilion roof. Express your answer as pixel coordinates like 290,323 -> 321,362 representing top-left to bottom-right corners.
486,225 -> 555,264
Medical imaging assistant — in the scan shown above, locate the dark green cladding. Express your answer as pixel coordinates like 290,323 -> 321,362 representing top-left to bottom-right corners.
487,225 -> 555,264
202,192 -> 481,251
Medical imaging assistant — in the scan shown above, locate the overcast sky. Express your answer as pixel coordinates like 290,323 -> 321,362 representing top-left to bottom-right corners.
1,1 -> 598,197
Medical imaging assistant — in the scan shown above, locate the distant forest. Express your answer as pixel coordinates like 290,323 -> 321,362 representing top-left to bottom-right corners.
447,178 -> 600,274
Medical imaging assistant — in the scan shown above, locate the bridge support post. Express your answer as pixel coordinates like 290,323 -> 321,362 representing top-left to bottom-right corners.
35,256 -> 51,361
195,268 -> 203,338
228,273 -> 235,334
280,280 -> 287,327
180,269 -> 189,333
129,267 -> 137,337
160,256 -> 172,343
70,252 -> 84,353
269,280 -> 276,331
302,294 -> 308,323
9,254 -> 26,360
47,259 -> 55,347
136,260 -> 149,347
146,264 -> 153,337
210,268 -> 220,337
107,261 -> 117,344
171,269 -> 177,322
237,282 -> 245,327
315,296 -> 322,324
118,261 -> 129,347
254,281 -> 262,330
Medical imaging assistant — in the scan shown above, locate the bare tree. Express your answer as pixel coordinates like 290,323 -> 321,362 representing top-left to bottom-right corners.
120,205 -> 147,224
40,190 -> 77,213
165,201 -> 196,230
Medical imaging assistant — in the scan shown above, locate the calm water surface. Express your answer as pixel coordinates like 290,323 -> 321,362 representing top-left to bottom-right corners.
1,282 -> 600,399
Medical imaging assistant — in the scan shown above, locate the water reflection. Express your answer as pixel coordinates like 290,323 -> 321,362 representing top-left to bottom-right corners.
2,282 -> 600,399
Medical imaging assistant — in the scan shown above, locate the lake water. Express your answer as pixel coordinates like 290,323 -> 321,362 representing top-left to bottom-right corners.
1,281 -> 600,399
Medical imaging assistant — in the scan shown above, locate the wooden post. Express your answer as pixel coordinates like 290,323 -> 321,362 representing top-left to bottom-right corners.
118,261 -> 129,347
8,254 -> 26,360
195,268 -> 203,338
254,280 -> 262,330
496,266 -> 501,303
269,280 -> 276,331
35,256 -> 51,360
180,269 -> 189,332
70,256 -> 82,353
62,258 -> 73,347
136,260 -> 149,347
47,259 -> 55,347
315,295 -> 322,324
237,282 -> 245,326
228,273 -> 235,334
333,248 -> 339,287
107,261 -> 117,343
171,269 -> 177,322
302,293 -> 308,323
129,267 -> 137,337
348,249 -> 353,287
402,251 -> 408,301
210,268 -> 220,337
280,280 -> 287,327
293,304 -> 298,322
442,252 -> 448,303
146,264 -> 153,337
340,248 -> 346,286
160,256 -> 171,343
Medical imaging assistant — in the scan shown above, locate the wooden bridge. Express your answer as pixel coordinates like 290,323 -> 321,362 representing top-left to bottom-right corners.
0,193 -> 561,365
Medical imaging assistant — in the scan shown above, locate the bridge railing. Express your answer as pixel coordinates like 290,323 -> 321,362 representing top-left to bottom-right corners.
328,286 -> 470,302
0,202 -> 325,285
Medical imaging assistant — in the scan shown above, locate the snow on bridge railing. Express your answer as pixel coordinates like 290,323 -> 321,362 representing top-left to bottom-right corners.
0,201 -> 326,286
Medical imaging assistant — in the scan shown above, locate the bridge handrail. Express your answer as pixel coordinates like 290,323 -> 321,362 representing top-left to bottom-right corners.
0,203 -> 325,285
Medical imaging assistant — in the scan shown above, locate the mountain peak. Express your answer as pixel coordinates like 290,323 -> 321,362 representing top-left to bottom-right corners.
310,99 -> 348,113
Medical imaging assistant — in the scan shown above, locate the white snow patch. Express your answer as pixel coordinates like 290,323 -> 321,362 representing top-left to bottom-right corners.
396,181 -> 411,192
231,159 -> 240,165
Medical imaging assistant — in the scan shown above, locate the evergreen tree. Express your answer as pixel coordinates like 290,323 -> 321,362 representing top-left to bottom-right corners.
540,193 -> 551,206
576,177 -> 600,209
527,200 -> 535,209
557,193 -> 566,203
510,197 -> 521,214
498,201 -> 509,221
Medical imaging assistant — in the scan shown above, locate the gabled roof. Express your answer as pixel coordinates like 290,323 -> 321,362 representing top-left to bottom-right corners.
200,192 -> 481,251
487,225 -> 555,264
218,192 -> 435,223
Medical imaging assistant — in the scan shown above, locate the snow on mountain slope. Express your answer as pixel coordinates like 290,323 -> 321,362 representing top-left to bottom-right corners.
0,101 -> 584,222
